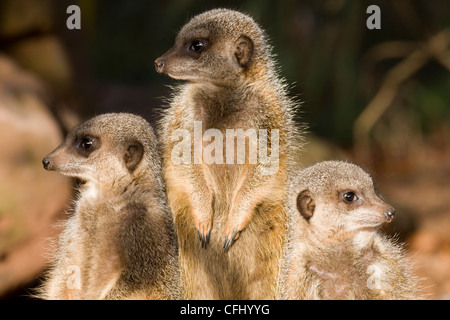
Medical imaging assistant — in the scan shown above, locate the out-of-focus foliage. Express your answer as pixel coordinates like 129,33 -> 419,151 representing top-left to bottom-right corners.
80,0 -> 450,148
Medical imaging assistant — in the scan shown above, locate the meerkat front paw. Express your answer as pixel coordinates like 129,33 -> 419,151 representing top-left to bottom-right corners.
223,214 -> 251,252
223,204 -> 255,252
192,212 -> 213,249
223,227 -> 241,252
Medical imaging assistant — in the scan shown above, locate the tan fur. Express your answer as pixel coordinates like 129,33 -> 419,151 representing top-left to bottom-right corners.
155,9 -> 302,299
39,113 -> 182,300
279,161 -> 423,300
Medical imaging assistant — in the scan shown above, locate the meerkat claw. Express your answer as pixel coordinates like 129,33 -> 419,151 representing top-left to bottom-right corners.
203,230 -> 211,248
223,237 -> 230,252
223,229 -> 239,252
197,229 -> 211,249
206,230 -> 211,246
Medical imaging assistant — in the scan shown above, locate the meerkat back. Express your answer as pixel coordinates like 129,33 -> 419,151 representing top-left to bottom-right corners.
155,8 -> 303,299
40,113 -> 181,299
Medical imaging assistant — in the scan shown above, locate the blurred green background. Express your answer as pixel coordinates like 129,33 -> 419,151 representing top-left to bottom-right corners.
0,0 -> 449,299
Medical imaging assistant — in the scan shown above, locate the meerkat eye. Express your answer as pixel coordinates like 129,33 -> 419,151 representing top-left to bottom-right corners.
342,191 -> 358,203
188,40 -> 206,53
75,136 -> 99,157
79,137 -> 93,150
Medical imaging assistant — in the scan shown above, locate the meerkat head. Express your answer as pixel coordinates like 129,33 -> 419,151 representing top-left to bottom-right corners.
154,8 -> 271,86
291,161 -> 395,236
42,113 -> 158,191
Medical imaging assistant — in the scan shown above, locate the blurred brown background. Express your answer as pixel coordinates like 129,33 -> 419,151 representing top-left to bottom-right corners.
0,0 -> 449,299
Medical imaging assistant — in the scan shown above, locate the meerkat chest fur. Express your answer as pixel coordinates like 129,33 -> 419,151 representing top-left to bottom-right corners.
185,83 -> 262,128
305,235 -> 381,299
166,81 -> 288,193
74,175 -> 137,228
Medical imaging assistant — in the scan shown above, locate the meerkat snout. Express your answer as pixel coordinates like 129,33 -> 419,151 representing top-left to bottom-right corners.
154,58 -> 165,73
384,208 -> 395,222
42,157 -> 52,170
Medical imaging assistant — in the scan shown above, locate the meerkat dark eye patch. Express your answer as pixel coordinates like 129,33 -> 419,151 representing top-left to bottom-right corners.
75,135 -> 99,157
234,35 -> 253,68
297,190 -> 315,222
123,141 -> 144,172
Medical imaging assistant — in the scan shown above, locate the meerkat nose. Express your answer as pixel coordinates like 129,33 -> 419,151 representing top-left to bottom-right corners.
42,157 -> 52,170
154,58 -> 166,73
384,208 -> 395,222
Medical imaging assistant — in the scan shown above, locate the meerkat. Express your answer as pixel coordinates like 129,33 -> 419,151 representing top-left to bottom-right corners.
39,113 -> 182,300
155,8 -> 302,299
279,161 -> 422,300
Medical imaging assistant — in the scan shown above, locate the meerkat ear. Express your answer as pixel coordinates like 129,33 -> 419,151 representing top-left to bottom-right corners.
296,190 -> 315,222
234,35 -> 253,68
123,141 -> 144,172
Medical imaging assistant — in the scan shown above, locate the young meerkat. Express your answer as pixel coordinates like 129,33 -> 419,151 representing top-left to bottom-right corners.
155,8 -> 301,299
40,113 -> 182,300
280,161 -> 422,300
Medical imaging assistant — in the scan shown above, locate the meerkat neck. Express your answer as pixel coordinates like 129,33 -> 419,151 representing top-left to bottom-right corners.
185,68 -> 282,118
308,227 -> 350,247
116,169 -> 163,203
308,227 -> 377,253
186,83 -> 251,119
79,168 -> 160,205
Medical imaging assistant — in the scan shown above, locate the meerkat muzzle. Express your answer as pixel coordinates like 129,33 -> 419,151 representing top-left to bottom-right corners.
154,58 -> 166,73
384,208 -> 395,222
42,157 -> 53,170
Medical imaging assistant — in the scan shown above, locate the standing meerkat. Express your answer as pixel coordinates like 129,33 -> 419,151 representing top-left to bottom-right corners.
40,113 -> 182,300
280,161 -> 422,300
155,8 -> 302,299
